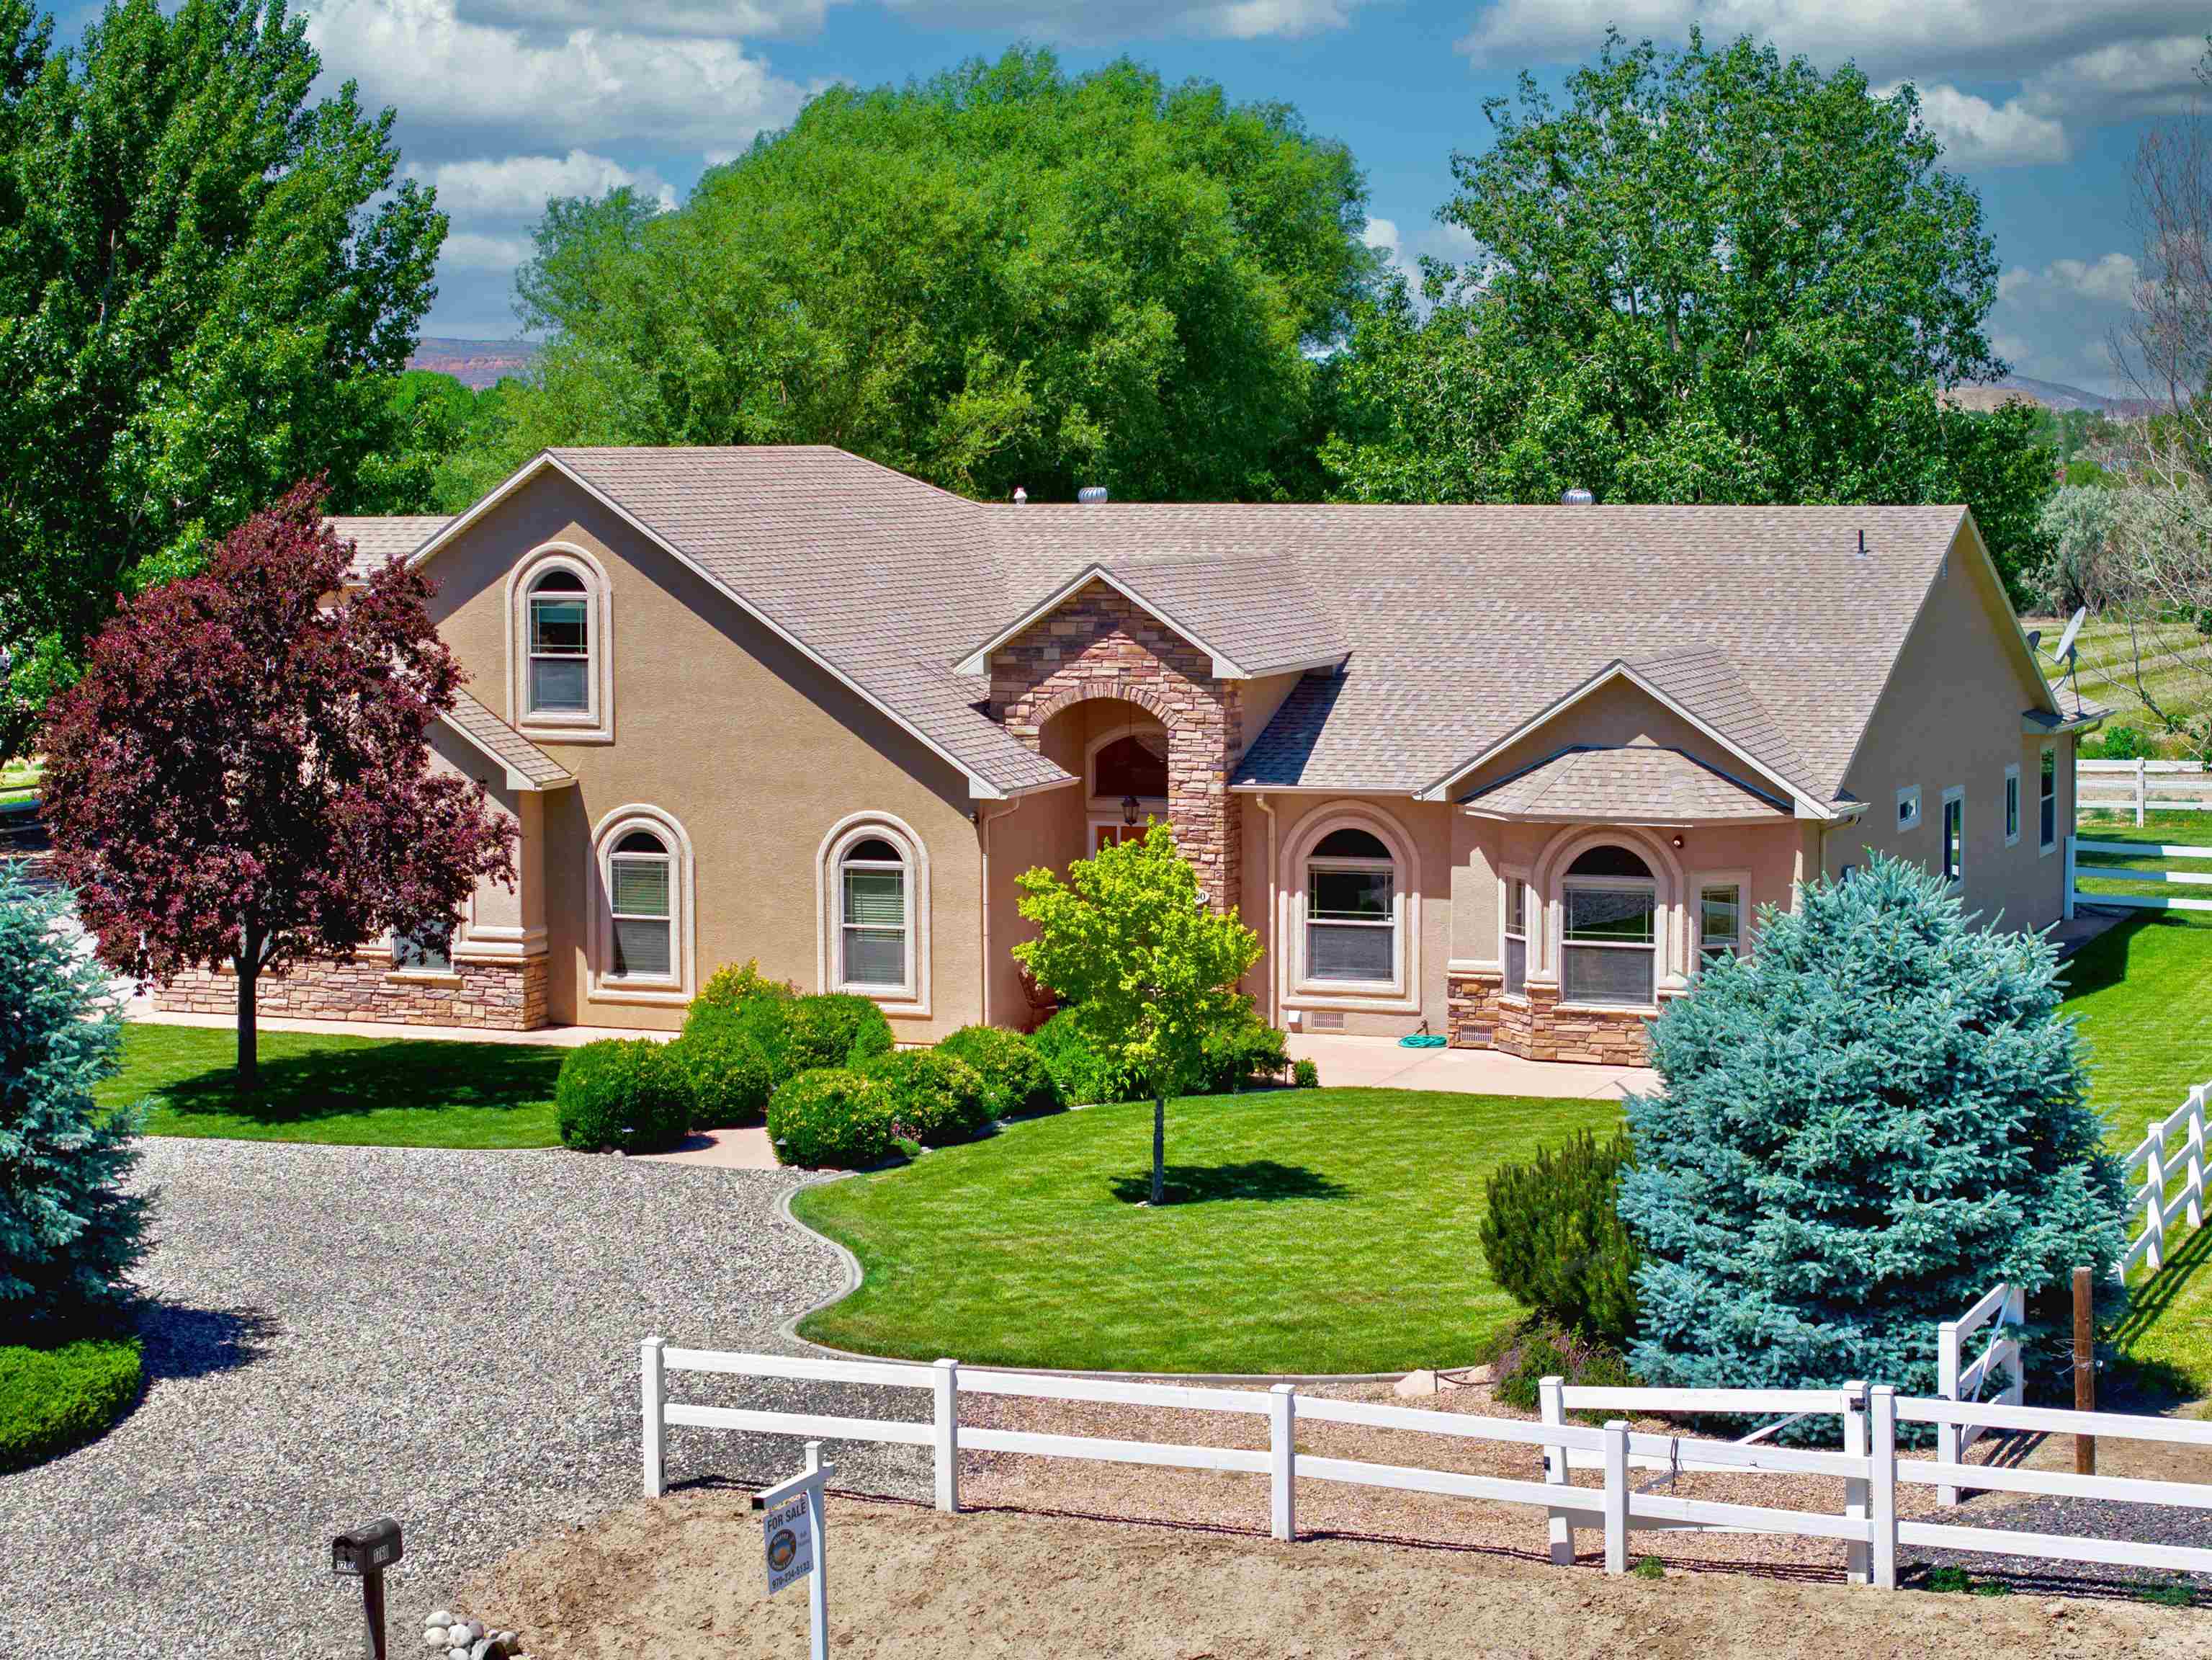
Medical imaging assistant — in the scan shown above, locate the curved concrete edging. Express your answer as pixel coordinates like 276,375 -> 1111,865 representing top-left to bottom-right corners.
771,1177 -> 1407,1388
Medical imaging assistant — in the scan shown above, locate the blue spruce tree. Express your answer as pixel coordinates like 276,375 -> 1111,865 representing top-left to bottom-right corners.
1618,853 -> 2125,1394
0,865 -> 148,1329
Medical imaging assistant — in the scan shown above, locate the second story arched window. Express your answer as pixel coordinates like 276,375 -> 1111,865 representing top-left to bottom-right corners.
510,545 -> 612,741
527,568 -> 591,716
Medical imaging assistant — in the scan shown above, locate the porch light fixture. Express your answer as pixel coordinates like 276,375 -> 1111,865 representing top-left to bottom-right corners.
1671,834 -> 1685,849
1121,793 -> 1141,826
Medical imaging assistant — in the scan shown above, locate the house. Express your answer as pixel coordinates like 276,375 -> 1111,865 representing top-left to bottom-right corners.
151,447 -> 2104,1061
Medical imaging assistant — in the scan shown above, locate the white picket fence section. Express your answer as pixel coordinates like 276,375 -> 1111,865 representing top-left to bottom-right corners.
2079,758 -> 2212,823
2120,1084 -> 2210,1277
2067,836 -> 2212,914
640,1342 -> 2212,1592
1933,1282 -> 2024,1506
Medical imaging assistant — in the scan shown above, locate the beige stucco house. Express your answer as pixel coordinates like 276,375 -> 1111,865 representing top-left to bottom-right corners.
151,446 -> 2104,1062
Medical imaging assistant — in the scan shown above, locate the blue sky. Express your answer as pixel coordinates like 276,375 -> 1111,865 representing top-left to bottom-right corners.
57,1 -> 2206,393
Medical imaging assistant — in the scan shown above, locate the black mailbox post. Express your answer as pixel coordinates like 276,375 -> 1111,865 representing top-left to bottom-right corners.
331,1517 -> 404,1660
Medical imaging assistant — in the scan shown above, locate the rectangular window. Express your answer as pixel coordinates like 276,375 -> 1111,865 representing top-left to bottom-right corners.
1897,785 -> 1922,831
2005,764 -> 2021,846
528,595 -> 591,714
1698,884 -> 1742,965
609,852 -> 673,979
1306,864 -> 1394,983
392,926 -> 452,974
841,867 -> 907,987
1561,880 -> 1656,1007
1502,878 -> 1528,996
1943,789 -> 1965,883
2039,746 -> 2058,851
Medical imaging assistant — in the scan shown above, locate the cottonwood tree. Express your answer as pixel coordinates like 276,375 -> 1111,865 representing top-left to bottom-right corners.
1014,825 -> 1261,1205
41,481 -> 514,1085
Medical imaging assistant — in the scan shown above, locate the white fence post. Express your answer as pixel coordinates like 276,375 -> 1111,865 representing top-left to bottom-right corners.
1268,1383 -> 1297,1542
932,1358 -> 960,1514
1842,1381 -> 1871,1585
641,1336 -> 666,1499
2137,757 -> 2149,826
2146,1123 -> 2168,1273
1935,1321 -> 1962,1507
2002,1286 -> 2026,1409
1601,1420 -> 1629,1575
1540,1375 -> 1575,1566
2188,1089 -> 2206,1231
1868,1385 -> 1897,1591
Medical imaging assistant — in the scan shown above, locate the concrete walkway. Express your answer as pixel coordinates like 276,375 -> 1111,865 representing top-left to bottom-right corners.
1288,1032 -> 1658,1099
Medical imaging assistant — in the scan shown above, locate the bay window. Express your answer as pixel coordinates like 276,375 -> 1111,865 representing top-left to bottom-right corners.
1304,827 -> 1396,984
1503,877 -> 1530,996
1560,844 -> 1657,1007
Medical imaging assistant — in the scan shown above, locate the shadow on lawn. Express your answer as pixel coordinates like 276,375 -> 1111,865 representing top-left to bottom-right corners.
1106,1160 -> 1350,1206
2109,1222 -> 2212,1410
147,1040 -> 563,1125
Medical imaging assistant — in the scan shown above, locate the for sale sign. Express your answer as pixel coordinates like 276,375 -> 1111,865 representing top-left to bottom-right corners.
764,1494 -> 814,1596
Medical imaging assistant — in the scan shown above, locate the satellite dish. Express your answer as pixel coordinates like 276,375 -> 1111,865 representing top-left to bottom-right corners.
2054,606 -> 2087,666
2024,629 -> 2042,654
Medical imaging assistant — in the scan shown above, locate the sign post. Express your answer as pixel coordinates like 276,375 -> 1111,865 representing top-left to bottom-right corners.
760,1441 -> 835,1660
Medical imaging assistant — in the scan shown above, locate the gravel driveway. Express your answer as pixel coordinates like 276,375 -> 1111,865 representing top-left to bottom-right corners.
0,1139 -> 928,1659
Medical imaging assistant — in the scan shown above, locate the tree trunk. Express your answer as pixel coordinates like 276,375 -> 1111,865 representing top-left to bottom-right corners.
1151,1094 -> 1167,1205
234,949 -> 259,1089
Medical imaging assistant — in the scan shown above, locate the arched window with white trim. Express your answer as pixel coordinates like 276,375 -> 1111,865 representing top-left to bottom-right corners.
1559,844 -> 1657,1007
589,806 -> 694,1003
526,568 -> 591,715
817,814 -> 930,1013
608,829 -> 674,981
1304,826 -> 1397,985
509,545 -> 613,741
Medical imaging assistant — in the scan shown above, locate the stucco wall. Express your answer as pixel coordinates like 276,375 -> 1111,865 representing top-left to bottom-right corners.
1835,522 -> 2072,932
424,470 -> 990,1035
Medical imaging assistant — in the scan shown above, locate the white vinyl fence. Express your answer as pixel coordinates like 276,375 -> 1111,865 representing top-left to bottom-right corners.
641,1342 -> 2212,1592
2069,836 -> 2212,915
2079,759 -> 2212,824
1933,1282 -> 2024,1507
2120,1085 -> 2210,1277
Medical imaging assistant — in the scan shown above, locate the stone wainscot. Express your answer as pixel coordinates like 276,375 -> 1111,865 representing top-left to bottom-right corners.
153,952 -> 549,1030
1446,970 -> 1656,1065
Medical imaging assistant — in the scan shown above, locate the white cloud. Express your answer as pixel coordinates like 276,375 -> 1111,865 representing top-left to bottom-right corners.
454,0 -> 832,39
408,151 -> 679,220
881,0 -> 1363,39
2000,252 -> 2142,310
1899,84 -> 2067,168
439,230 -> 540,271
1990,251 -> 2143,393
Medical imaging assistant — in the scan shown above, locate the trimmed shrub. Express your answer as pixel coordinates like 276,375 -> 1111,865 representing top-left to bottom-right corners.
555,1039 -> 694,1153
1479,1129 -> 1639,1345
1199,999 -> 1290,1092
690,958 -> 797,1021
859,1050 -> 991,1147
937,1025 -> 1060,1119
1291,1058 -> 1320,1089
767,1068 -> 897,1169
1030,1008 -> 1142,1105
673,1007 -> 778,1129
0,1338 -> 143,1471
785,993 -> 896,1071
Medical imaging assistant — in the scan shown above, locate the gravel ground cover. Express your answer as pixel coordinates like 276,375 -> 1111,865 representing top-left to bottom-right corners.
0,1142 -> 929,1659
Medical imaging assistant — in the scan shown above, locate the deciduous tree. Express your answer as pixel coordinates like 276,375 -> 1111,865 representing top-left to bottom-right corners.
1014,825 -> 1262,1205
40,481 -> 514,1084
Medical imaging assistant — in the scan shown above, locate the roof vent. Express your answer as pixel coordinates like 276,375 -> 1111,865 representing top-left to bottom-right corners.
1561,486 -> 1594,506
1077,486 -> 1109,504
1012,486 -> 1027,505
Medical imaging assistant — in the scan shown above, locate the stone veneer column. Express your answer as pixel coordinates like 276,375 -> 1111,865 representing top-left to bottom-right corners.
991,584 -> 1244,911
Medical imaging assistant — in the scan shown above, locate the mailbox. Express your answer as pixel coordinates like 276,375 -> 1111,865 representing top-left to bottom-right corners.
332,1517 -> 404,1578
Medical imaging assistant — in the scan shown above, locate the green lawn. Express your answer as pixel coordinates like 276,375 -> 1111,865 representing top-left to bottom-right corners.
106,1024 -> 563,1148
2071,813 -> 2212,909
792,1089 -> 1621,1375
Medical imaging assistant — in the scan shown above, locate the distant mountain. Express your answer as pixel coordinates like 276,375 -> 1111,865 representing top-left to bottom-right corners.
1943,375 -> 2155,416
407,336 -> 542,391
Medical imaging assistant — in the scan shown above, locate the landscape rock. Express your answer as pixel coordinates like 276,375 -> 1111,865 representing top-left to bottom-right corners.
1392,1370 -> 1438,1398
427,1612 -> 454,1630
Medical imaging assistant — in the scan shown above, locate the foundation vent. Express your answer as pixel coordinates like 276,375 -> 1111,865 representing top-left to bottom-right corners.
1305,1010 -> 1345,1032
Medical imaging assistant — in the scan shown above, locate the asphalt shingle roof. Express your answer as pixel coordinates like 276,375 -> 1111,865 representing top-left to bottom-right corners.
442,690 -> 573,790
1460,746 -> 1793,821
329,516 -> 451,582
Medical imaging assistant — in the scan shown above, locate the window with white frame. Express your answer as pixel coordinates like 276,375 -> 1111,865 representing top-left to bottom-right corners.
1503,876 -> 1530,996
392,922 -> 453,974
838,837 -> 909,989
2005,763 -> 2022,847
526,568 -> 591,715
1897,784 -> 1922,831
2039,746 -> 2057,851
608,829 -> 675,981
1698,883 -> 1742,965
1942,787 -> 1965,883
1561,844 -> 1657,1007
1305,827 -> 1396,983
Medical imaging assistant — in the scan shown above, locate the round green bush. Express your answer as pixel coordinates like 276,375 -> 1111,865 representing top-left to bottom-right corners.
0,1338 -> 143,1472
1199,1000 -> 1290,1092
689,958 -> 797,1025
1479,1128 -> 1639,1345
673,1007 -> 778,1129
937,1025 -> 1060,1118
784,994 -> 895,1071
766,1068 -> 897,1169
859,1050 -> 991,1147
1029,1009 -> 1141,1105
1291,1057 -> 1320,1089
555,1038 -> 694,1153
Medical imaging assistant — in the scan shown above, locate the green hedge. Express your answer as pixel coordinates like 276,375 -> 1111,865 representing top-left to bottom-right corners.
767,1068 -> 897,1169
729,991 -> 896,1081
1478,1128 -> 1639,1344
1029,1009 -> 1142,1105
1199,1000 -> 1290,1092
936,1025 -> 1060,1118
0,1338 -> 143,1471
673,1007 -> 778,1129
691,958 -> 797,1019
859,1050 -> 991,1148
555,1039 -> 694,1153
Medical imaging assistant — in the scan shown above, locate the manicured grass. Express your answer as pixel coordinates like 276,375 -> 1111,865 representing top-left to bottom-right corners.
107,1023 -> 563,1148
792,1089 -> 1621,1375
2071,813 -> 2212,908
0,1338 -> 143,1471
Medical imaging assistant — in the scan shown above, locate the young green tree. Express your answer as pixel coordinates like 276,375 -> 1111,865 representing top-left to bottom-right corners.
1618,854 -> 2126,1395
1014,825 -> 1262,1205
0,862 -> 148,1332
500,48 -> 1379,505
0,0 -> 446,751
1323,31 -> 2057,602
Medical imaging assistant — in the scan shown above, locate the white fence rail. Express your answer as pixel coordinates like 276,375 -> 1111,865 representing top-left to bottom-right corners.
2079,758 -> 2212,824
2119,1084 -> 2210,1277
2068,836 -> 2212,915
1933,1281 -> 2023,1507
642,1342 -> 2212,1593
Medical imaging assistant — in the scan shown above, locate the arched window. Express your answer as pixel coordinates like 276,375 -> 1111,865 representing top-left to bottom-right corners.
838,836 -> 909,989
608,829 -> 674,981
527,568 -> 591,715
1560,844 -> 1657,1007
1305,826 -> 1397,984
